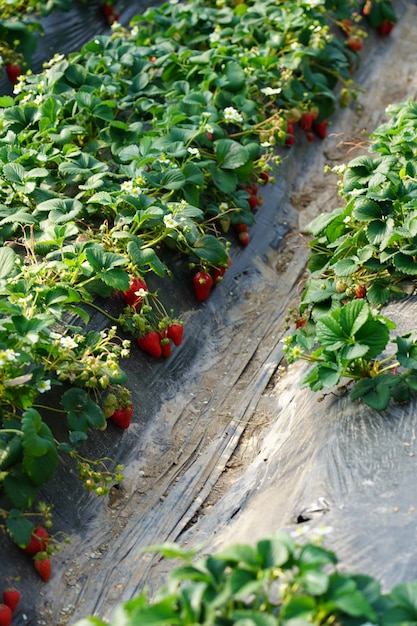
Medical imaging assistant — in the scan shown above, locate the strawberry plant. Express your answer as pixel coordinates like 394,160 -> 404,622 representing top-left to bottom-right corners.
284,98 -> 417,410
74,530 -> 417,626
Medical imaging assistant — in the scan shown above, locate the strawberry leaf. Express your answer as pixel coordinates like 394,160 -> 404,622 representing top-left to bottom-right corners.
62,388 -> 106,432
6,510 -> 34,547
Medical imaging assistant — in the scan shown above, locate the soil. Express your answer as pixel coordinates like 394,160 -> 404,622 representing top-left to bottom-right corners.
1,3 -> 417,624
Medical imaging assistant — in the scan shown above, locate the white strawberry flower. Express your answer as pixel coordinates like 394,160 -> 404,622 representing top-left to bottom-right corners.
224,106 -> 243,123
37,380 -> 52,394
164,213 -> 179,229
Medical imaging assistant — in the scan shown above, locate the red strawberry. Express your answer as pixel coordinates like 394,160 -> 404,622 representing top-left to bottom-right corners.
235,222 -> 248,233
299,111 -> 314,132
0,604 -> 12,626
101,2 -> 115,16
314,120 -> 328,140
306,132 -> 314,142
110,404 -> 133,429
207,132 -> 213,141
123,277 -> 147,310
378,20 -> 395,35
259,171 -> 270,184
238,231 -> 250,246
341,19 -> 353,36
212,266 -> 226,285
107,12 -> 120,24
136,331 -> 162,358
355,285 -> 367,299
160,335 -> 171,358
248,195 -> 259,211
193,271 -> 213,301
286,122 -> 295,146
347,36 -> 363,51
34,552 -> 51,582
2,589 -> 20,612
5,64 -> 21,85
22,526 -> 49,555
310,106 -> 320,120
167,323 -> 184,346
295,317 -> 307,329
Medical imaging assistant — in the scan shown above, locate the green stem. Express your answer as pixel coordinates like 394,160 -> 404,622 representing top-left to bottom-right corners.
81,299 -> 120,323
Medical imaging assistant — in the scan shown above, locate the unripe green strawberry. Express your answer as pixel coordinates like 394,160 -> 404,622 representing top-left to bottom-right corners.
335,279 -> 347,294
339,88 -> 352,108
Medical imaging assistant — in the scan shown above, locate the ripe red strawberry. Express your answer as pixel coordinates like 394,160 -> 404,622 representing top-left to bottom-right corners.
235,222 -> 248,233
314,120 -> 328,140
167,323 -> 184,346
286,122 -> 295,146
34,552 -> 51,582
259,171 -> 270,184
299,111 -> 314,132
5,64 -> 21,85
238,231 -> 250,246
110,404 -> 133,429
160,335 -> 171,358
0,604 -> 12,626
340,19 -> 353,36
306,132 -> 314,142
207,132 -> 213,141
107,12 -> 120,24
295,317 -> 307,328
2,588 -> 20,612
378,20 -> 395,35
212,266 -> 226,285
136,331 -> 162,358
123,277 -> 147,310
355,285 -> 367,299
347,36 -> 363,51
101,2 -> 115,16
193,271 -> 213,301
248,195 -> 259,211
22,526 -> 49,555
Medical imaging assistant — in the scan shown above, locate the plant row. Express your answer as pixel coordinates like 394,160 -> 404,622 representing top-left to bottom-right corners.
74,530 -> 417,626
284,97 -> 417,411
0,0 -> 396,578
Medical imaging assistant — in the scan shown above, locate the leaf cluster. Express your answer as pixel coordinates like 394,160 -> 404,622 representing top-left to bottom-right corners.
286,98 -> 417,410
74,532 -> 417,626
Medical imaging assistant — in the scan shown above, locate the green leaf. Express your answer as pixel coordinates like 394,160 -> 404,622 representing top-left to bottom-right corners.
353,199 -> 382,221
36,197 -> 84,223
6,511 -> 34,547
62,388 -> 106,432
192,234 -> 229,266
127,241 -> 167,277
0,246 -> 19,280
306,207 -> 344,236
3,162 -> 26,184
21,408 -> 58,486
217,543 -> 258,567
256,534 -> 293,568
232,611 -> 277,626
332,258 -> 359,276
332,589 -> 377,620
350,378 -> 392,410
215,139 -> 250,170
223,60 -> 247,93
230,567 -> 260,597
299,569 -> 329,595
339,299 -> 369,336
2,467 -> 38,508
393,252 -> 417,275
